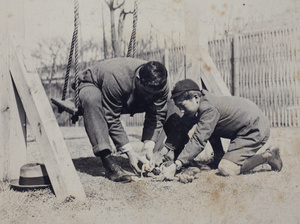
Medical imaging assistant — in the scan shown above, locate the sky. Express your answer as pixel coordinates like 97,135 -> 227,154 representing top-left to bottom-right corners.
7,0 -> 300,53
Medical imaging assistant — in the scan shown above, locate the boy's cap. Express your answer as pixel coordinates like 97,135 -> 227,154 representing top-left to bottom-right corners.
171,79 -> 200,98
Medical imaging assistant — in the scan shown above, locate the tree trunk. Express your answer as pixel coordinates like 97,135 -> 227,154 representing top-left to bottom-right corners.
105,0 -> 131,57
109,7 -> 121,57
102,3 -> 108,59
118,9 -> 126,55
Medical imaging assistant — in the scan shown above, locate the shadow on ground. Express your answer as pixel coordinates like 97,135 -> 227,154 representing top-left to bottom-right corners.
72,155 -> 135,177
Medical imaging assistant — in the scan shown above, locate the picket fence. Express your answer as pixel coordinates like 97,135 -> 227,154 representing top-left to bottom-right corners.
40,26 -> 300,127
208,27 -> 300,127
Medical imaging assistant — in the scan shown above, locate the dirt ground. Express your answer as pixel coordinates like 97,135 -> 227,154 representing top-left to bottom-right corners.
0,126 -> 300,224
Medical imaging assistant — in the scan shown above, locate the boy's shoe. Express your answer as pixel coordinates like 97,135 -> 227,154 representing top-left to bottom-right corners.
266,146 -> 283,171
202,155 -> 223,170
103,155 -> 136,182
206,158 -> 221,170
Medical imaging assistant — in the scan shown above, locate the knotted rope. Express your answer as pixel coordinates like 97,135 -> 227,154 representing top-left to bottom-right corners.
126,0 -> 138,58
61,0 -> 80,109
73,0 -> 80,108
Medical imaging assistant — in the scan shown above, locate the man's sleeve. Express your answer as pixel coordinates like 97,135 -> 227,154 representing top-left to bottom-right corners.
101,75 -> 129,150
141,85 -> 169,142
177,104 -> 220,165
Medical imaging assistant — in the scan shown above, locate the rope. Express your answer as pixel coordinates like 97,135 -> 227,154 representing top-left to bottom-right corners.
61,33 -> 75,101
61,0 -> 80,110
73,0 -> 80,108
126,0 -> 138,58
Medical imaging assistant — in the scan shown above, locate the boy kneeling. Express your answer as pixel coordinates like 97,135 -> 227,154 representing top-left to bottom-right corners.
161,79 -> 282,179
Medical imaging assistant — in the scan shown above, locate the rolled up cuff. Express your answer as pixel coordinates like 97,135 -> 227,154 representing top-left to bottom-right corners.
93,143 -> 112,156
118,143 -> 133,154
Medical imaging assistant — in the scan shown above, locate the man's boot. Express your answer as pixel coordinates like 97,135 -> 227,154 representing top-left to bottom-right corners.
102,155 -> 136,182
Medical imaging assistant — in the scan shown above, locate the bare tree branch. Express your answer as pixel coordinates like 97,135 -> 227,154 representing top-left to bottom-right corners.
113,0 -> 125,10
103,0 -> 135,57
104,0 -> 113,8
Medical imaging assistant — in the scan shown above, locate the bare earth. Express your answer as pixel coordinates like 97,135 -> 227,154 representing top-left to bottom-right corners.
0,126 -> 300,224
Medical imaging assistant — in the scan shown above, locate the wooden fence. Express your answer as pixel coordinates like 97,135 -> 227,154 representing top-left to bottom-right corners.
208,27 -> 300,127
40,26 -> 300,127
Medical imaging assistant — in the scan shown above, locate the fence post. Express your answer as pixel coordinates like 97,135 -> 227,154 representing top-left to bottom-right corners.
164,48 -> 172,88
233,34 -> 240,96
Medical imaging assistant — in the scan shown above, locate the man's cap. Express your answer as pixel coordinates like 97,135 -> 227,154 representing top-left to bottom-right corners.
171,79 -> 200,99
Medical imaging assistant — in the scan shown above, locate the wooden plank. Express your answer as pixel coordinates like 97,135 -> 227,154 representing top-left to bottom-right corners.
9,0 -> 31,179
0,0 -> 10,181
198,48 -> 231,96
9,37 -> 86,202
9,79 -> 27,179
0,0 -> 27,181
184,0 -> 202,88
51,98 -> 78,116
8,0 -> 27,180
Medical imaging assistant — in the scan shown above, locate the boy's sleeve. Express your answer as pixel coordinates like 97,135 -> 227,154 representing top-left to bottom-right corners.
177,104 -> 220,165
164,114 -> 194,152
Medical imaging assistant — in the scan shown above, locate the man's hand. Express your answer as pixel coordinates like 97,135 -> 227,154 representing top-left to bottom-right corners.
143,141 -> 156,170
153,146 -> 168,167
126,150 -> 150,174
121,143 -> 150,173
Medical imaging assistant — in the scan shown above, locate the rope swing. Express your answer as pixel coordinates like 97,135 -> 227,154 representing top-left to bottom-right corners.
127,0 -> 138,58
62,0 -> 79,104
51,0 -> 80,124
51,0 -> 139,124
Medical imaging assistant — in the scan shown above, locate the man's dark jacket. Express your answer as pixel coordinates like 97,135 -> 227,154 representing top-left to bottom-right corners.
77,57 -> 169,149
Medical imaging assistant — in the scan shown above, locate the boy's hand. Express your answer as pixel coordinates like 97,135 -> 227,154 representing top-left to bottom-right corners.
153,146 -> 175,168
161,163 -> 177,180
163,149 -> 175,162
